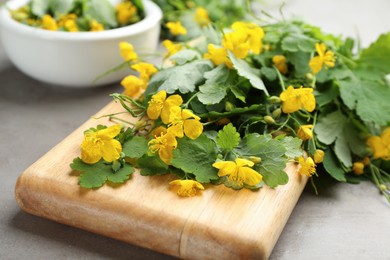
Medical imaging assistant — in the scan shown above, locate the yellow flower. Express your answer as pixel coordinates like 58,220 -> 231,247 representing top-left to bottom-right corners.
80,125 -> 122,164
168,106 -> 203,140
41,15 -> 58,31
162,40 -> 183,57
166,21 -> 187,36
309,43 -> 336,74
116,1 -> 137,25
58,13 -> 78,32
90,20 -> 104,31
297,157 -> 316,177
119,42 -> 138,62
313,149 -> 325,164
131,62 -> 158,81
222,31 -> 250,59
203,44 -> 233,68
194,7 -> 210,27
148,126 -> 167,138
297,125 -> 313,141
231,21 -> 264,54
272,55 -> 288,74
352,162 -> 365,175
212,158 -> 263,188
121,75 -> 146,98
367,127 -> 390,160
169,179 -> 205,197
148,132 -> 177,164
280,86 -> 316,114
147,90 -> 183,124
64,19 -> 78,32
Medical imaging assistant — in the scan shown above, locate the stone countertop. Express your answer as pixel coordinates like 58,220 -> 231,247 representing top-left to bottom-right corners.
1,0 -> 390,259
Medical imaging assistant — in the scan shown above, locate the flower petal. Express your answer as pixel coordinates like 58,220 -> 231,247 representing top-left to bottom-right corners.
212,161 -> 237,177
239,167 -> 262,186
183,119 -> 203,140
100,139 -> 122,162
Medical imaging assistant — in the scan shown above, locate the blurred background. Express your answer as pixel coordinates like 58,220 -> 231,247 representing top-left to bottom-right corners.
1,0 -> 389,259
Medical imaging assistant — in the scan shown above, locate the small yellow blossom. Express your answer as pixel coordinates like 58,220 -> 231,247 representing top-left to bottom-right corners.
148,132 -> 177,164
231,21 -> 264,55
272,55 -> 288,74
64,19 -> 78,32
169,179 -> 205,197
148,126 -> 167,138
41,15 -> 58,31
309,43 -> 336,74
194,7 -> 210,27
367,127 -> 390,160
162,40 -> 183,57
212,158 -> 263,188
313,149 -> 325,164
147,90 -> 183,124
116,1 -> 137,25
121,75 -> 146,98
168,106 -> 203,140
297,157 -> 316,177
352,162 -> 365,175
222,31 -> 250,59
280,86 -> 316,114
58,13 -> 78,32
362,157 -> 370,166
166,21 -> 187,36
80,125 -> 122,164
119,42 -> 138,62
203,44 -> 233,68
297,125 -> 313,141
90,20 -> 104,31
131,62 -> 158,81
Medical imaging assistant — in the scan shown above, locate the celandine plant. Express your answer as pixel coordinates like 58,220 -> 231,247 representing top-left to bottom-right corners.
9,0 -> 145,32
70,7 -> 390,199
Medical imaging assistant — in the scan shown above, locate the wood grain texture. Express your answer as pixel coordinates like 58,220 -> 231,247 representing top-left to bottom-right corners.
15,101 -> 308,260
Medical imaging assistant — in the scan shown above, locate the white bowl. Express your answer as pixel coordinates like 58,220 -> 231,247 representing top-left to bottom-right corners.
0,0 -> 162,87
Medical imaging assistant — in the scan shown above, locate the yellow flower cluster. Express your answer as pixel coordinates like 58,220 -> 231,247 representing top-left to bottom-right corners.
367,127 -> 390,160
40,13 -> 105,32
147,90 -> 203,164
119,42 -> 157,98
162,40 -> 183,58
194,7 -> 210,27
166,21 -> 187,36
204,22 -> 264,67
116,1 -> 138,26
279,86 -> 316,114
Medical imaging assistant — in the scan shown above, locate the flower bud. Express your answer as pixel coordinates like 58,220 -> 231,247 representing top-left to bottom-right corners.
313,149 -> 325,163
306,73 -> 314,80
268,96 -> 281,104
379,184 -> 387,192
225,101 -> 235,112
264,115 -> 276,125
362,157 -> 370,166
272,108 -> 282,119
352,162 -> 364,175
249,156 -> 262,164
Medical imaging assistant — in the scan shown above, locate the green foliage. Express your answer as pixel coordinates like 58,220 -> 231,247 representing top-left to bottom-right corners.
323,149 -> 347,182
216,123 -> 240,152
84,0 -> 117,27
137,155 -> 169,176
236,134 -> 289,188
122,136 -> 149,158
279,136 -> 303,159
70,158 -> 134,188
169,50 -> 201,65
359,33 -> 390,74
148,60 -> 213,94
171,135 -> 219,183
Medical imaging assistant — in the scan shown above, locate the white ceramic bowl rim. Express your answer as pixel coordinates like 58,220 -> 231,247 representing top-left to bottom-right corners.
0,0 -> 162,41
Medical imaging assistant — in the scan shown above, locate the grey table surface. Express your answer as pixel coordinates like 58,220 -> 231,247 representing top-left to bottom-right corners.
1,0 -> 390,259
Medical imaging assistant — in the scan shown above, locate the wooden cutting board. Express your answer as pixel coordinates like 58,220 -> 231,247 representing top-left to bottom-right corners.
15,101 -> 308,259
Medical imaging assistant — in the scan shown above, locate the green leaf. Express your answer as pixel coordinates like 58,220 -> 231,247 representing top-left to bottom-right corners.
137,155 -> 169,176
171,135 -> 219,183
281,34 -> 316,53
285,51 -> 310,76
338,79 -> 390,125
260,67 -> 277,81
216,123 -> 240,152
30,0 -> 51,17
50,0 -> 75,17
334,132 -> 352,167
169,50 -> 201,65
198,84 -> 227,105
359,33 -> 390,74
279,136 -> 303,159
70,158 -> 134,188
122,136 -> 149,158
84,0 -> 117,27
228,51 -> 269,95
231,85 -> 246,103
314,110 -> 347,145
148,60 -> 213,94
323,149 -> 347,182
236,134 -> 289,188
